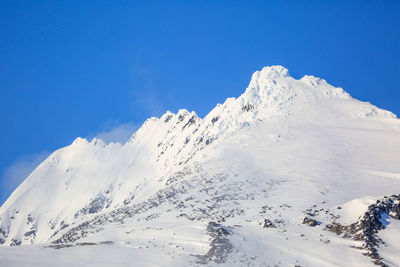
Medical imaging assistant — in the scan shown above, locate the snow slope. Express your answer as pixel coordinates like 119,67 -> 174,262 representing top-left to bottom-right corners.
0,66 -> 399,266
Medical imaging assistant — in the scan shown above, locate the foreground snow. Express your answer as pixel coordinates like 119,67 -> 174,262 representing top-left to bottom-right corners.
0,66 -> 399,266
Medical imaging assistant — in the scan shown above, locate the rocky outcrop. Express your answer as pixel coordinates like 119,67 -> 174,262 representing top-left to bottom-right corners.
302,217 -> 320,227
263,219 -> 276,228
196,222 -> 233,264
326,194 -> 400,266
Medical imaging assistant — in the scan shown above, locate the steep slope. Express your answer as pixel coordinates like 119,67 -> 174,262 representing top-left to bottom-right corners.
0,66 -> 399,266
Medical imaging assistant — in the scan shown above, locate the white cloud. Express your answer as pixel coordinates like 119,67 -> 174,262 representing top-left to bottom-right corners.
139,90 -> 165,116
1,151 -> 50,204
131,66 -> 166,116
94,122 -> 138,144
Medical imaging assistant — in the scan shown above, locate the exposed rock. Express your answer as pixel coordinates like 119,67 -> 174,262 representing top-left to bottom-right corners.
302,217 -> 320,227
0,227 -> 6,237
211,116 -> 219,124
263,219 -> 276,228
196,222 -> 233,264
88,195 -> 107,214
242,103 -> 254,112
178,114 -> 185,122
123,192 -> 135,206
23,230 -> 36,238
164,115 -> 172,123
76,242 -> 97,246
182,115 -> 197,130
326,194 -> 400,266
46,243 -> 75,249
10,239 -> 21,246
389,202 -> 400,219
184,137 -> 190,145
27,214 -> 34,224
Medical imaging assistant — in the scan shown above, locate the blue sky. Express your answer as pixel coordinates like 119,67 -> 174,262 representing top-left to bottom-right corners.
0,1 -> 399,204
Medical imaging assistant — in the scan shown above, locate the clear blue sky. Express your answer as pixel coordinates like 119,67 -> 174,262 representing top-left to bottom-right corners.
1,0 -> 399,204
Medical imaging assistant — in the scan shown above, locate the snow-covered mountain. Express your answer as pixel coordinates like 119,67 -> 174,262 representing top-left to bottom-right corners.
0,66 -> 399,266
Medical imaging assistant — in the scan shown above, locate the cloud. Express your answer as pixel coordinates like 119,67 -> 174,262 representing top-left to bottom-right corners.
137,90 -> 165,116
131,66 -> 166,116
0,151 -> 50,205
94,122 -> 138,144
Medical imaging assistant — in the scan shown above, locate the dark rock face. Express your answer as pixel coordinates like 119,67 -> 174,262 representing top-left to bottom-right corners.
74,194 -> 110,219
164,115 -> 173,123
242,103 -> 254,112
196,222 -> 233,264
46,240 -> 114,250
0,227 -> 7,245
23,230 -> 36,238
0,228 -> 6,237
263,219 -> 276,228
10,239 -> 21,246
327,194 -> 400,266
123,193 -> 135,206
46,243 -> 75,249
88,195 -> 106,214
302,217 -> 320,227
390,202 -> 400,220
50,164 -> 281,246
182,115 -> 198,130
27,214 -> 34,223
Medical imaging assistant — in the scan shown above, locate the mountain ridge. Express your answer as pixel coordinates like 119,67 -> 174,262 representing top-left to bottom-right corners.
0,66 -> 399,266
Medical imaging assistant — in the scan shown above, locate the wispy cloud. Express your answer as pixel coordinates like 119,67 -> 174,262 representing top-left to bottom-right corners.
131,65 -> 166,116
94,122 -> 138,144
0,151 -> 50,205
136,90 -> 165,116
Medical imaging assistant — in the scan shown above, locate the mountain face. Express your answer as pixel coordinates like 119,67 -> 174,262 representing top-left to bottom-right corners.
0,66 -> 399,266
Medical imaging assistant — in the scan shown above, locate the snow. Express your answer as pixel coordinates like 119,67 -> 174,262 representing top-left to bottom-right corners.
379,218 -> 400,266
0,65 -> 399,266
331,197 -> 380,225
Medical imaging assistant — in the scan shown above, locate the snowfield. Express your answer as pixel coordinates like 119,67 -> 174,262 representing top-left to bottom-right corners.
0,66 -> 399,266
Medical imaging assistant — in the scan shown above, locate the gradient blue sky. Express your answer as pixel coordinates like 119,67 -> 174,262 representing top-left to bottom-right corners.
1,0 -> 399,204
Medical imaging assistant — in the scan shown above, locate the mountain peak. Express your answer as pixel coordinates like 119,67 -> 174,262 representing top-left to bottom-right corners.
240,66 -> 294,109
0,66 -> 399,266
252,65 -> 290,80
